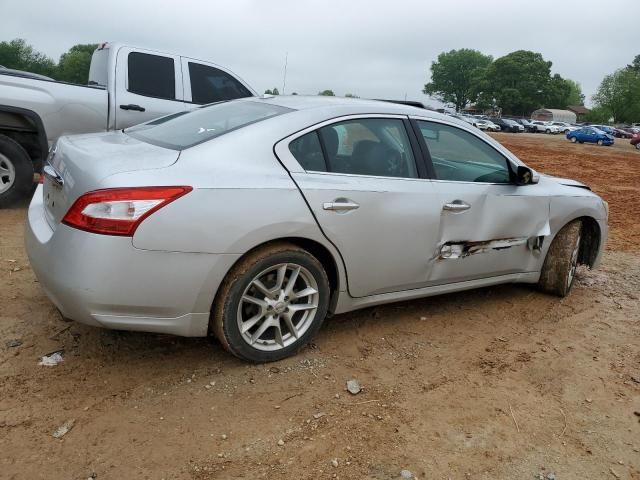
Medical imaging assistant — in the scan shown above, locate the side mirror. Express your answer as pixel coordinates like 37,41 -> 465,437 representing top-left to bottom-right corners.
515,165 -> 535,185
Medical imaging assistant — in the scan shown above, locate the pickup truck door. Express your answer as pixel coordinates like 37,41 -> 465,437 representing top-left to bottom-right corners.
114,47 -> 187,129
180,57 -> 255,105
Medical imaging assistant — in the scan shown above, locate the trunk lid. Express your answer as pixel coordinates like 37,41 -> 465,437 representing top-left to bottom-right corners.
43,131 -> 180,227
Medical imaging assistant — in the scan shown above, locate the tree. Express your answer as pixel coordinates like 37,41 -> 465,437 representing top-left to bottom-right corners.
264,87 -> 279,95
56,43 -> 97,84
0,38 -> 56,77
545,74 -> 572,109
592,68 -> 640,123
565,79 -> 585,106
627,54 -> 640,73
423,49 -> 493,112
484,50 -> 551,115
344,93 -> 358,98
318,89 -> 335,96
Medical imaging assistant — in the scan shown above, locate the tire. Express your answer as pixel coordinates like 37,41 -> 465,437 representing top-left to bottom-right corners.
0,134 -> 34,208
597,139 -> 604,146
538,220 -> 582,297
635,143 -> 640,150
545,129 -> 551,134
212,242 -> 330,362
570,136 -> 577,143
579,141 -> 584,144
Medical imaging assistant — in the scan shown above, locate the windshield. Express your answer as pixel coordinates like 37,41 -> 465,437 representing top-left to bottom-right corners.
126,101 -> 292,150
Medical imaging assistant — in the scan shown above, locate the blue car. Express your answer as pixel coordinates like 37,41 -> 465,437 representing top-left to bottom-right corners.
566,126 -> 614,146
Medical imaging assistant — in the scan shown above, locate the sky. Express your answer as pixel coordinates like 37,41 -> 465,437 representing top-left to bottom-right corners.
2,0 -> 637,108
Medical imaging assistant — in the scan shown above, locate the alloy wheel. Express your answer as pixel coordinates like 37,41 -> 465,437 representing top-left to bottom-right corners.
236,263 -> 320,351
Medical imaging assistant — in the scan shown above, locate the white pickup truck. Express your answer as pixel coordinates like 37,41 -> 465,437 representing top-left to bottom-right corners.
0,42 -> 256,205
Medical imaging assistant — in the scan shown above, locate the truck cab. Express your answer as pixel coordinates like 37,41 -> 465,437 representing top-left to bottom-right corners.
0,42 -> 256,206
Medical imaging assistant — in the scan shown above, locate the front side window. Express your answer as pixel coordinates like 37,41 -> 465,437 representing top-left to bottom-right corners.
128,52 -> 175,100
188,62 -> 252,104
417,121 -> 511,183
127,101 -> 291,150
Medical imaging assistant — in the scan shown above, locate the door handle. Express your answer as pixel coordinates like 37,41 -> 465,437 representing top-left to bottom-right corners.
323,200 -> 360,212
443,200 -> 471,212
119,104 -> 146,112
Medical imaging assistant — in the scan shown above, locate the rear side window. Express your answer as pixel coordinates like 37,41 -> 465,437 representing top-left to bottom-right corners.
289,118 -> 418,178
128,52 -> 175,100
126,101 -> 292,150
188,62 -> 252,104
289,132 -> 326,172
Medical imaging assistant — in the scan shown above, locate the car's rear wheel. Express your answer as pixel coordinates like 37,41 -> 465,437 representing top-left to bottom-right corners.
538,220 -> 582,297
636,143 -> 640,150
212,242 -> 330,362
545,129 -> 551,134
570,136 -> 577,143
0,135 -> 34,208
597,139 -> 604,146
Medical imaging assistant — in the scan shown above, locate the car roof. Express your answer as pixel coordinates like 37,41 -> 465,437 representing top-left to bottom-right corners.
247,95 -> 457,123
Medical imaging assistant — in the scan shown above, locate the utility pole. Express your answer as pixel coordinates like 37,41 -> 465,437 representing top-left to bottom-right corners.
282,52 -> 288,95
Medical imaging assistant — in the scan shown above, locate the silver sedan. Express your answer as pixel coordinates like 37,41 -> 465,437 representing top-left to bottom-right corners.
25,96 -> 608,362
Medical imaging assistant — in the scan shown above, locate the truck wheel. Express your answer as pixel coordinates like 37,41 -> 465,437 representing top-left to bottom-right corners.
538,220 -> 582,297
0,135 -> 34,208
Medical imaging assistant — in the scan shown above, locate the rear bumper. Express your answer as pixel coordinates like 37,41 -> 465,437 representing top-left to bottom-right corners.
25,186 -> 241,337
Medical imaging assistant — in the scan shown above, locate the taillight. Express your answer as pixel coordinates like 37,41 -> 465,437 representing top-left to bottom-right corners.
62,186 -> 192,236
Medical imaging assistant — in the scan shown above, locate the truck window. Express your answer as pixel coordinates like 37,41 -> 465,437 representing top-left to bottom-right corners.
128,52 -> 175,100
188,62 -> 252,104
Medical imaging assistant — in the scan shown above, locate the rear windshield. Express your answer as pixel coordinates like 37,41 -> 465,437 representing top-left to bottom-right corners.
126,101 -> 292,150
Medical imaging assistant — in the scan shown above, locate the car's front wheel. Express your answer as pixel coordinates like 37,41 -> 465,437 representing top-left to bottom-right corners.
538,220 -> 582,297
212,242 -> 330,362
635,143 -> 640,150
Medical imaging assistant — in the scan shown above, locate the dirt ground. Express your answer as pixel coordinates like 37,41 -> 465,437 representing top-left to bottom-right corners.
1,133 -> 639,480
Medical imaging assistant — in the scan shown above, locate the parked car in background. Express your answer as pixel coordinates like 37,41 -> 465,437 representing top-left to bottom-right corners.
25,96 -> 608,362
611,127 -> 632,138
550,122 -> 578,134
0,42 -> 256,206
514,119 -> 535,132
590,125 -> 616,137
622,127 -> 640,135
474,119 -> 501,131
490,118 -> 524,133
530,121 -> 560,134
631,133 -> 640,149
566,127 -> 614,146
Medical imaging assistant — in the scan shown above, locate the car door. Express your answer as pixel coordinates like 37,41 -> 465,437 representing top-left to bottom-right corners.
180,58 -> 255,105
275,115 -> 443,298
411,118 -> 551,284
114,47 -> 187,129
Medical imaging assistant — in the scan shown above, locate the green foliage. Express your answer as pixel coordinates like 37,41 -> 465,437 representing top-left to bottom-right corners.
264,88 -> 280,95
56,43 -> 97,84
423,49 -> 492,112
592,66 -> 640,123
628,54 -> 640,73
344,93 -> 358,98
585,106 -> 612,123
483,50 -> 551,115
318,89 -> 335,96
0,38 -> 56,77
565,79 -> 585,106
0,39 -> 98,84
